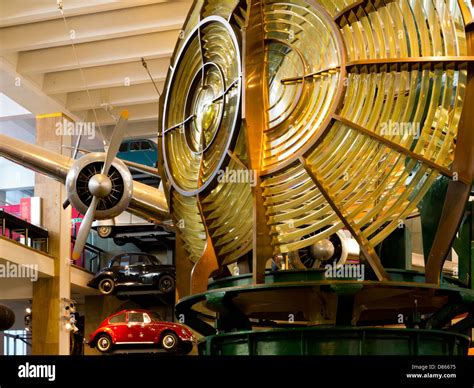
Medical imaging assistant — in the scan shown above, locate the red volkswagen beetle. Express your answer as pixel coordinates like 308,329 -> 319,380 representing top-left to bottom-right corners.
89,309 -> 194,354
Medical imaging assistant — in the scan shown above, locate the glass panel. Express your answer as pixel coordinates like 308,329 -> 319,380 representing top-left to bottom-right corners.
3,330 -> 28,356
129,255 -> 141,266
119,142 -> 128,152
149,312 -> 163,322
109,313 -> 126,324
140,141 -> 152,150
148,255 -> 161,265
143,313 -> 151,324
128,313 -> 144,323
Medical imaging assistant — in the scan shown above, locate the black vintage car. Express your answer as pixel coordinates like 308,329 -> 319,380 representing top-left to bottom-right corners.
88,253 -> 175,295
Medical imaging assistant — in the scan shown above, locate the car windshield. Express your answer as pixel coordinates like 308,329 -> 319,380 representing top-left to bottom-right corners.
119,142 -> 128,152
148,255 -> 162,265
149,312 -> 162,322
108,254 -> 130,268
109,258 -> 121,268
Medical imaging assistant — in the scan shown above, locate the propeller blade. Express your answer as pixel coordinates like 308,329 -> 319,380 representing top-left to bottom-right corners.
102,110 -> 128,176
72,196 -> 99,261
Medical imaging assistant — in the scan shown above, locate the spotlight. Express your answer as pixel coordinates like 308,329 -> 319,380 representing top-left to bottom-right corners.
61,298 -> 77,331
67,303 -> 76,314
24,308 -> 32,332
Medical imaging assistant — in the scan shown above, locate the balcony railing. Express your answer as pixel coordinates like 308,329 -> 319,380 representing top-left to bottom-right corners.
0,209 -> 49,253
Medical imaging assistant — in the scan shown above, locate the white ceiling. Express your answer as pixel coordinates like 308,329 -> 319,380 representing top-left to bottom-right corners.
0,0 -> 192,144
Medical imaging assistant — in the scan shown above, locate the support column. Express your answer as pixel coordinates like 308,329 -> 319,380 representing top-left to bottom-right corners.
244,0 -> 273,284
32,113 -> 72,355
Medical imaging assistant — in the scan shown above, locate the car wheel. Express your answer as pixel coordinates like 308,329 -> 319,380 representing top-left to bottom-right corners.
98,277 -> 115,295
97,226 -> 113,238
96,334 -> 113,353
161,332 -> 179,352
158,275 -> 175,294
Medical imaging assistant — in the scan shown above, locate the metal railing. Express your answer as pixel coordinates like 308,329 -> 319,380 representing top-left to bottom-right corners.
70,236 -> 108,273
0,210 -> 49,253
3,331 -> 31,355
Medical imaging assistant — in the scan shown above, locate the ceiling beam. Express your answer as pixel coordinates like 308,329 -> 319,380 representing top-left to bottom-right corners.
0,2 -> 190,53
66,82 -> 164,111
43,58 -> 169,94
0,0 -> 171,28
0,57 -> 80,119
17,29 -> 179,74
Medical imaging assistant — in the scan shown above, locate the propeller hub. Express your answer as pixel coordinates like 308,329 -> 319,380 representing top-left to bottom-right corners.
88,174 -> 112,198
309,239 -> 335,261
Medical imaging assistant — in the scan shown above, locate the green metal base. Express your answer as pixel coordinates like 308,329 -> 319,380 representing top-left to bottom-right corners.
176,269 -> 474,355
199,327 -> 470,355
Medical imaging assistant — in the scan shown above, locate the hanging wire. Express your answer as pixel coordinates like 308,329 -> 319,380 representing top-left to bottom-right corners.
141,57 -> 162,98
57,1 -> 162,153
141,57 -> 162,138
57,0 -> 106,148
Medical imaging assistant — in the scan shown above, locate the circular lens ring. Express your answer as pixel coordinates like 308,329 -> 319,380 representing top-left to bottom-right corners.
261,0 -> 347,175
162,15 -> 242,197
183,61 -> 226,155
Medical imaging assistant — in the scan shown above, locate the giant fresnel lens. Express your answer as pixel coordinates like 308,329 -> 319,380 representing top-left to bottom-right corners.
161,0 -> 474,355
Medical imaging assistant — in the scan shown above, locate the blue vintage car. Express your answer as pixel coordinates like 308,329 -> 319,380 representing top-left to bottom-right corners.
117,139 -> 158,167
